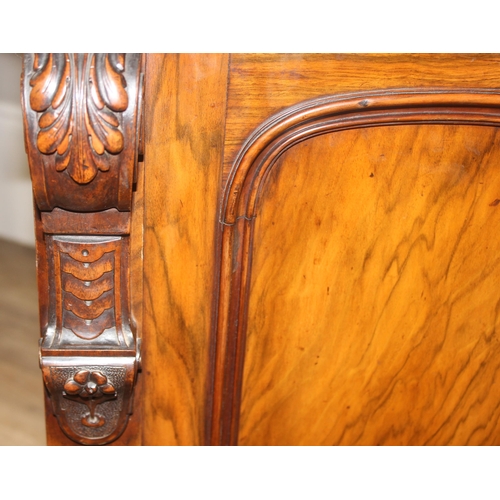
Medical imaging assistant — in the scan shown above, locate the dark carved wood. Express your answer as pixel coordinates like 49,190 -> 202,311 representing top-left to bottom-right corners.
22,53 -> 141,213
22,53 -> 143,445
210,89 -> 500,445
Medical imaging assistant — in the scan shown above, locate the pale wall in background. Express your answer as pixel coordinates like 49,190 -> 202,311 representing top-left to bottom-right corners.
0,53 -> 35,247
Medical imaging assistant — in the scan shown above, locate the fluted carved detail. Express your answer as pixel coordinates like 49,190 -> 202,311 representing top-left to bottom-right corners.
22,53 -> 143,445
47,236 -> 132,345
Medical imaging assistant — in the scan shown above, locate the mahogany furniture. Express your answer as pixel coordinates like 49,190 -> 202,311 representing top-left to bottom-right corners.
21,53 -> 500,445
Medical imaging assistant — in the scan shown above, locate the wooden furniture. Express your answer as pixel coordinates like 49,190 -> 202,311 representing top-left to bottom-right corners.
21,53 -> 500,445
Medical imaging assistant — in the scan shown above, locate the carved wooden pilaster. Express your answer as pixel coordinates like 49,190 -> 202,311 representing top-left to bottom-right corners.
22,53 -> 143,445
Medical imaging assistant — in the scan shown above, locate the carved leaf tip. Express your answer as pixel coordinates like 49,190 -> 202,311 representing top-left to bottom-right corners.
69,161 -> 99,185
96,54 -> 128,113
29,53 -> 68,113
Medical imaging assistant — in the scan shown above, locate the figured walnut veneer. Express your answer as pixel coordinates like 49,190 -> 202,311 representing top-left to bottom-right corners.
21,53 -> 500,446
211,90 -> 500,445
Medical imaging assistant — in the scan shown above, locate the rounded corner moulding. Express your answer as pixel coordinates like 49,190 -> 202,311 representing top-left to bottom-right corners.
221,89 -> 500,225
211,86 -> 500,446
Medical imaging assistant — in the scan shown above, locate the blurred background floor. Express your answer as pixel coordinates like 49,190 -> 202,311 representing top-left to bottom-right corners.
0,237 -> 45,445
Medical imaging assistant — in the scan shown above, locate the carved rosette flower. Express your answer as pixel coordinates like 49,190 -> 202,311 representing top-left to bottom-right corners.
63,370 -> 117,428
29,53 -> 128,184
64,370 -> 116,398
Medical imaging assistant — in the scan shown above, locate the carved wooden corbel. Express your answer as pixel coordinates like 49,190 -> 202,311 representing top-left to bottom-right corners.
22,53 -> 143,445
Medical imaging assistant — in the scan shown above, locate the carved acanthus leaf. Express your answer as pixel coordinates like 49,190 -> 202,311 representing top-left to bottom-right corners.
29,53 -> 128,184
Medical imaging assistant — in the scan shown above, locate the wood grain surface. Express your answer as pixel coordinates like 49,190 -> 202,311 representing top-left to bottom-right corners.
238,124 -> 500,445
142,54 -> 228,445
224,54 -> 500,183
23,53 -> 500,445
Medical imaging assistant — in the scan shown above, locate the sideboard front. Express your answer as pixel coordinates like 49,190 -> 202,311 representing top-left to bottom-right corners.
22,53 -> 500,445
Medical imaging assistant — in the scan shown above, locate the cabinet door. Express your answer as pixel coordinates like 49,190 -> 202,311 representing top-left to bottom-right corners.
222,123 -> 500,445
211,54 -> 500,445
25,54 -> 500,445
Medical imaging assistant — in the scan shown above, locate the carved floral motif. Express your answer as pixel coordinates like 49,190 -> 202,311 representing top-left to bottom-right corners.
63,370 -> 117,428
29,53 -> 129,184
43,362 -> 134,444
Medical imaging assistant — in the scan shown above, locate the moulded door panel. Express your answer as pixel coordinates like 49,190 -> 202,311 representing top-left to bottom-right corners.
237,124 -> 500,445
22,53 -> 500,445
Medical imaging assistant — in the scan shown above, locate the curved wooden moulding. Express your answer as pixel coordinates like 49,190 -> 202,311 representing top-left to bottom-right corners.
22,54 -> 144,445
211,89 -> 500,445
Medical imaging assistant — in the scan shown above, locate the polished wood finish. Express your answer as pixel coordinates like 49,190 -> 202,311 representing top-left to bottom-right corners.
22,53 -> 143,445
223,54 -> 500,183
21,53 -> 500,445
141,54 -> 228,445
212,86 -> 500,445
210,55 -> 500,445
240,124 -> 500,445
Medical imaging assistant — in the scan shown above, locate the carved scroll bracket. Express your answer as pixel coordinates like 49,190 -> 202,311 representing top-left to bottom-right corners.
22,54 -> 144,445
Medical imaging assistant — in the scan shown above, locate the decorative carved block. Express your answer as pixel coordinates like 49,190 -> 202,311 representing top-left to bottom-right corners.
45,235 -> 133,347
22,54 -> 143,445
22,53 -> 143,213
30,53 -> 128,184
41,358 -> 137,445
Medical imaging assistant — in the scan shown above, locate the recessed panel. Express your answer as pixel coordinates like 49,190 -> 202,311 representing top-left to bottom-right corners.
239,124 -> 500,445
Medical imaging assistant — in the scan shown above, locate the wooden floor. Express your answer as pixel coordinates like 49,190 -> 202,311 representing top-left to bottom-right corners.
0,238 -> 45,445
